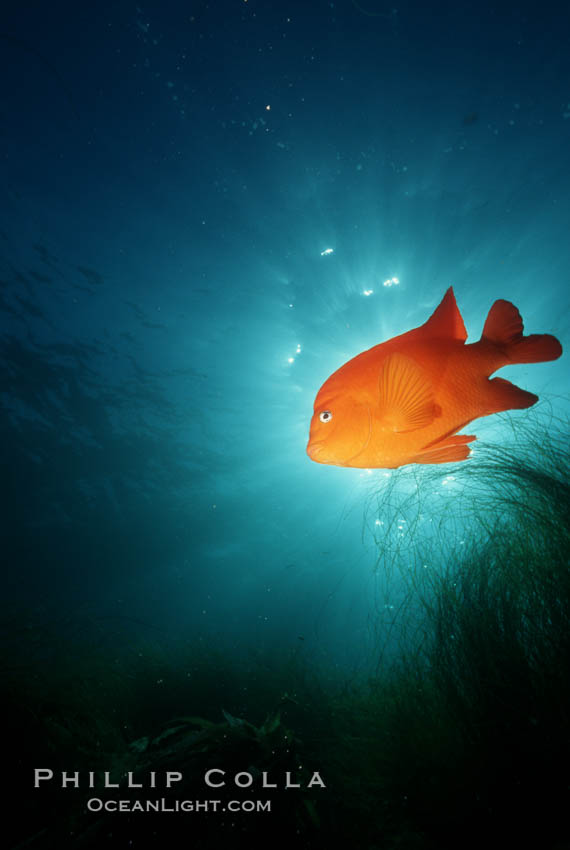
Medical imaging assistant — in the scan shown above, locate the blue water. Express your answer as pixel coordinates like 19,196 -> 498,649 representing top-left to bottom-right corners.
1,0 -> 569,669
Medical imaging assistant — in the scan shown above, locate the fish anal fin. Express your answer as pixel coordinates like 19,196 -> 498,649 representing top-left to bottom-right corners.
420,287 -> 467,342
411,445 -> 472,465
411,434 -> 476,465
379,353 -> 438,432
486,377 -> 538,412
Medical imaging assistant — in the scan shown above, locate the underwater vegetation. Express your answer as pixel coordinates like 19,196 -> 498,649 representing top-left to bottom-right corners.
4,413 -> 570,849
333,413 -> 570,849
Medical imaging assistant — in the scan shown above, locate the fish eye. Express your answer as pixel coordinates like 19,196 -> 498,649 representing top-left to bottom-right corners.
319,410 -> 333,423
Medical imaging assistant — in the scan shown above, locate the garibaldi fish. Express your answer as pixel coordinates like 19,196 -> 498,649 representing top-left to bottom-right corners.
307,287 -> 562,469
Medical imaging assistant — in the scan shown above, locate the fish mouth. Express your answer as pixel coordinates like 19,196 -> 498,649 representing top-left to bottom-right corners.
307,407 -> 373,466
307,441 -> 339,464
306,441 -> 332,463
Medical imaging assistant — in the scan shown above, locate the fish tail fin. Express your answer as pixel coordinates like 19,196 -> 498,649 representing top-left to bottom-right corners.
481,299 -> 562,364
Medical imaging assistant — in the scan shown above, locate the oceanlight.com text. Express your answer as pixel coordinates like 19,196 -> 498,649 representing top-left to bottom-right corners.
86,798 -> 272,813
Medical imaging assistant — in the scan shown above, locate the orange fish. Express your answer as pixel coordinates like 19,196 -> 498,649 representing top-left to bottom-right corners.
307,287 -> 562,469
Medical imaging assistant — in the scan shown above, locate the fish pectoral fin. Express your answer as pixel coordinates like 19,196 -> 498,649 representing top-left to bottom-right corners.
378,352 -> 438,432
410,434 -> 476,465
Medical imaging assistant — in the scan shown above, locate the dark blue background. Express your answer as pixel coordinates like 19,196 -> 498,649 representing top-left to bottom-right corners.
1,0 -> 568,667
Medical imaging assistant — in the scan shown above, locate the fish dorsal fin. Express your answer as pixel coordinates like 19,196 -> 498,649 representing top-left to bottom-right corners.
481,299 -> 523,345
378,353 -> 437,432
420,287 -> 467,342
